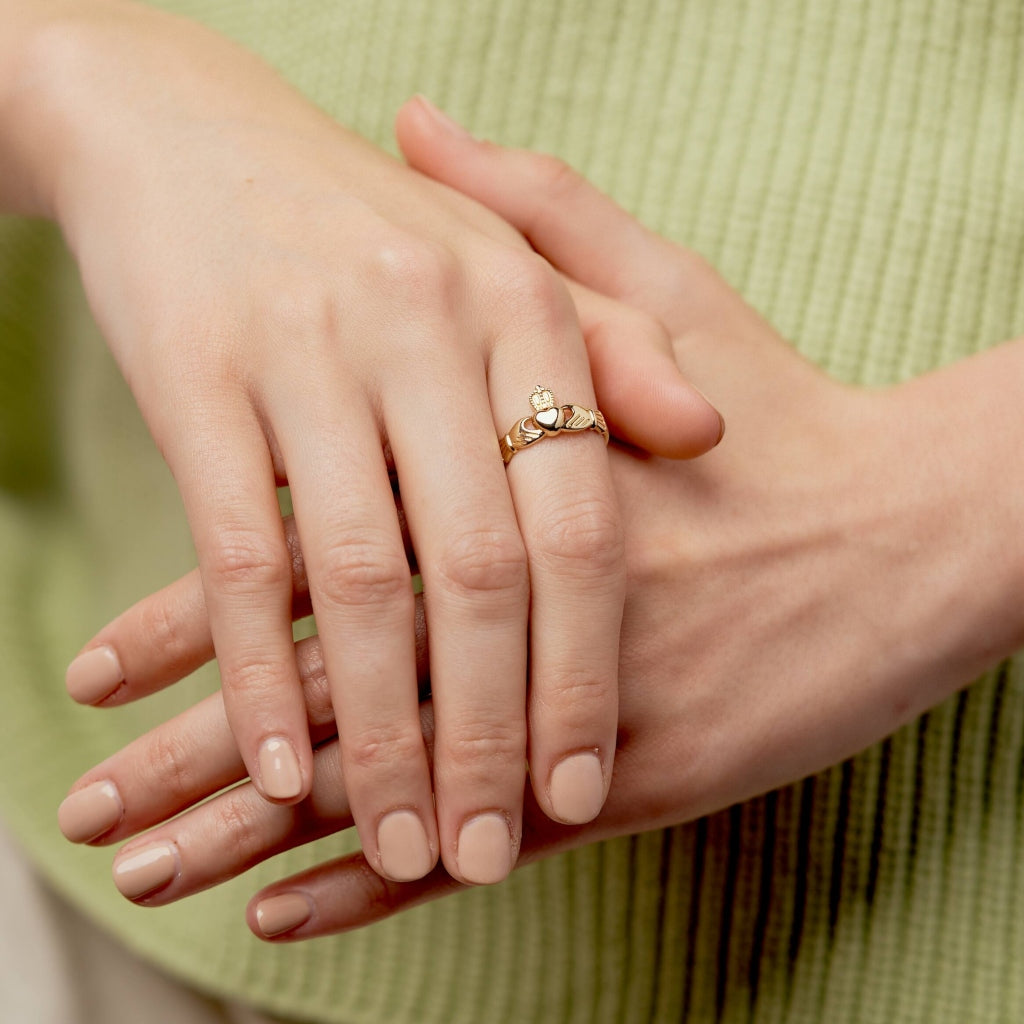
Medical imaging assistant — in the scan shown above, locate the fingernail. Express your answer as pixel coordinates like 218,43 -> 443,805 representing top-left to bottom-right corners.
113,841 -> 179,900
549,751 -> 605,824
716,412 -> 726,446
457,813 -> 514,885
258,737 -> 302,800
58,780 -> 124,843
66,645 -> 123,704
255,892 -> 313,938
414,94 -> 471,139
377,810 -> 433,881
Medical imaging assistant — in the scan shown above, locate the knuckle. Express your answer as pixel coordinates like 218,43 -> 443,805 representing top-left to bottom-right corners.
247,262 -> 348,342
253,273 -> 340,343
311,531 -> 411,612
443,720 -> 526,775
211,798 -> 265,865
494,251 -> 573,331
533,497 -> 625,579
295,638 -> 331,726
535,669 -> 615,725
137,597 -> 188,666
205,530 -> 290,593
145,730 -> 199,801
365,234 -> 460,312
434,527 -> 529,603
345,724 -> 426,776
221,651 -> 292,707
282,516 -> 309,594
351,858 -> 403,921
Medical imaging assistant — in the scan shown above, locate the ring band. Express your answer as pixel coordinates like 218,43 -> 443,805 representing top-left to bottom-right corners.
499,385 -> 609,465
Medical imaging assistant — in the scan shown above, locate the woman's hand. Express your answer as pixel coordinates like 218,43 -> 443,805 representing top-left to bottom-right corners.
4,2 -> 724,886
59,117 -> 1024,931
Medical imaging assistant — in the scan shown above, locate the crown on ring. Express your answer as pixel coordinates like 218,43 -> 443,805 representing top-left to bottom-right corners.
529,385 -> 556,413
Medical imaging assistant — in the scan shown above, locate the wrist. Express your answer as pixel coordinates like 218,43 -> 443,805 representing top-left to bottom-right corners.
627,357 -> 1022,733
865,343 -> 1024,697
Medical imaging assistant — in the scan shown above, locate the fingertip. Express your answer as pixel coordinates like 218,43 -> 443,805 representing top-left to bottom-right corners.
251,891 -> 314,940
455,812 -> 517,886
255,736 -> 307,803
65,644 -> 124,705
58,780 -> 124,844
376,809 -> 436,882
547,751 -> 607,825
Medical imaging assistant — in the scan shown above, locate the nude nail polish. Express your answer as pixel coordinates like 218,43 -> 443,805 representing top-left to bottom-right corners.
377,810 -> 433,881
66,645 -> 123,704
255,892 -> 313,938
549,752 -> 605,824
258,737 -> 302,800
112,842 -> 179,900
457,813 -> 513,885
58,780 -> 124,843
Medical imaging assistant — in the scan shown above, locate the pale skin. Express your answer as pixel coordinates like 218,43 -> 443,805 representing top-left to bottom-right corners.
0,1 -> 723,885
59,113 -> 1024,936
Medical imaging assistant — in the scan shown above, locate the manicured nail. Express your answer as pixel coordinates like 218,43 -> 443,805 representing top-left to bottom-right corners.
549,751 -> 605,824
457,813 -> 514,885
258,737 -> 302,800
58,780 -> 124,843
377,810 -> 433,881
113,841 -> 179,900
66,645 -> 123,704
415,94 -> 471,139
255,892 -> 313,938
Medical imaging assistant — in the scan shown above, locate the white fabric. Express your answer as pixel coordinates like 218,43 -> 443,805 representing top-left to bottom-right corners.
0,823 -> 296,1024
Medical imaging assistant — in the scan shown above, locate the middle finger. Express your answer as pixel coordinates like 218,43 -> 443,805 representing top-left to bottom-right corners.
270,381 -> 436,883
384,349 -> 529,886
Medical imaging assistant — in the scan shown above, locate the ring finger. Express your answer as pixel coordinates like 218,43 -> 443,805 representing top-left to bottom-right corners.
487,271 -> 624,827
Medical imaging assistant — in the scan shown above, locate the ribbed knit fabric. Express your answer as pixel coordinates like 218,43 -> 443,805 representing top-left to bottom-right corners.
1,1 -> 1023,1021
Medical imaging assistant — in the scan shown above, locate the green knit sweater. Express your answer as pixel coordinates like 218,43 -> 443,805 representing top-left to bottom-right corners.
2,1 -> 1023,1021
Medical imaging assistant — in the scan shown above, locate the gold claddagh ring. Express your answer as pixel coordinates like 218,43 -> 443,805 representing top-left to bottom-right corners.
499,385 -> 609,465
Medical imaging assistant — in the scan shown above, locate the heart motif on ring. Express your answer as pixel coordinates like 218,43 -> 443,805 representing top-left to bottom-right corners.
535,407 -> 563,432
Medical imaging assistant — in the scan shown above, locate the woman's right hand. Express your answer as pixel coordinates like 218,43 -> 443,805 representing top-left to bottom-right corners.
5,0 -> 722,886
